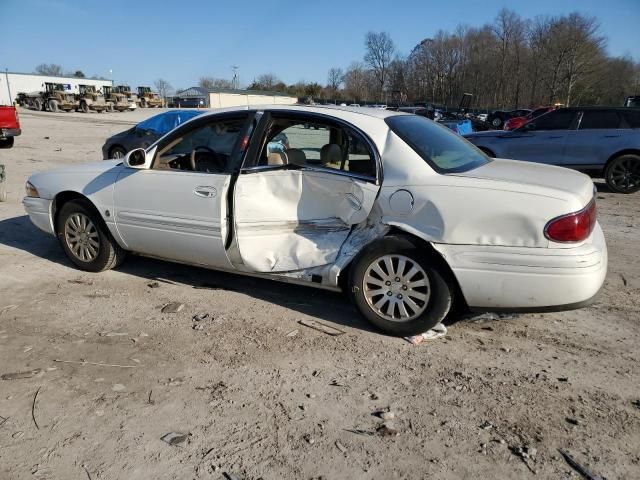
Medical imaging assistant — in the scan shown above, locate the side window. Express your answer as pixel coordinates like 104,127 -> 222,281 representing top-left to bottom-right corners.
532,110 -> 576,131
624,111 -> 640,128
579,111 -> 621,129
153,117 -> 245,173
259,118 -> 376,178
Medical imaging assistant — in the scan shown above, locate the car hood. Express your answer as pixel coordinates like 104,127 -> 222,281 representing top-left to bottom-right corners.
453,159 -> 594,206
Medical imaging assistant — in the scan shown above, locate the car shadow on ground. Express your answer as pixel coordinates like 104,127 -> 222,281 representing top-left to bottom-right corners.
0,215 -> 379,334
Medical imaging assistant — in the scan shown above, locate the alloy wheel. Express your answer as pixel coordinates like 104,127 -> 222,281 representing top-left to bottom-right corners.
64,213 -> 100,262
362,254 -> 431,322
609,157 -> 640,192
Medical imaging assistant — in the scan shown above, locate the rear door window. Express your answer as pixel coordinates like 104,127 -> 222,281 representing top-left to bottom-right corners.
623,111 -> 640,128
579,111 -> 621,129
530,110 -> 577,131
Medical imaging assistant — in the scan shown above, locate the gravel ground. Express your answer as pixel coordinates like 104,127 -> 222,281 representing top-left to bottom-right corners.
0,108 -> 639,480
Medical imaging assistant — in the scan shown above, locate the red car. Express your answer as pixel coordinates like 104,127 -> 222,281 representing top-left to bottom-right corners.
0,105 -> 21,148
504,106 -> 555,131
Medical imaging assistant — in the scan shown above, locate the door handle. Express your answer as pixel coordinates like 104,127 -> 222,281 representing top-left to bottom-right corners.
194,186 -> 217,198
345,193 -> 362,210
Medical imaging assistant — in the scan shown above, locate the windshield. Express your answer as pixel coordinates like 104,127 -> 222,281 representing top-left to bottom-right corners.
386,115 -> 490,173
137,110 -> 203,135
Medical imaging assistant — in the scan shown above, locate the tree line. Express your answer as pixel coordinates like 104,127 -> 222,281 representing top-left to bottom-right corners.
242,9 -> 639,109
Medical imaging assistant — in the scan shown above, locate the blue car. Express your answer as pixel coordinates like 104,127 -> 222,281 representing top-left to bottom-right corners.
102,110 -> 204,160
464,107 -> 640,193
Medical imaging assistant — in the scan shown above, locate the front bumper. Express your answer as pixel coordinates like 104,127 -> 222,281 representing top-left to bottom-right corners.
23,197 -> 54,235
0,128 -> 21,138
434,223 -> 608,310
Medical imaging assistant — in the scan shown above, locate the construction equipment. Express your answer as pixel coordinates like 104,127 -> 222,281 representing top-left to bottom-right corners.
102,85 -> 129,112
77,84 -> 109,113
25,83 -> 78,112
114,85 -> 138,110
137,86 -> 162,108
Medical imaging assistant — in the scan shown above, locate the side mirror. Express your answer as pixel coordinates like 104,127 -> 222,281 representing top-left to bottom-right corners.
124,148 -> 148,169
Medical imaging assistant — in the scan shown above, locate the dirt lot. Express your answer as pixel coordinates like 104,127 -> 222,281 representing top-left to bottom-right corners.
0,108 -> 639,480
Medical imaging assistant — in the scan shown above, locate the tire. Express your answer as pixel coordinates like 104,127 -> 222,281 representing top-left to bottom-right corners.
348,236 -> 453,336
0,137 -> 14,148
604,154 -> 640,194
33,98 -> 42,111
140,99 -> 147,108
109,145 -> 127,159
56,199 -> 126,272
81,101 -> 89,113
48,99 -> 59,113
491,117 -> 503,128
107,102 -> 114,112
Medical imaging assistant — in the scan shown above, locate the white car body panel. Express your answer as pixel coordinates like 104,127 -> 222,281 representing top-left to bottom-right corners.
23,105 -> 607,312
112,169 -> 233,268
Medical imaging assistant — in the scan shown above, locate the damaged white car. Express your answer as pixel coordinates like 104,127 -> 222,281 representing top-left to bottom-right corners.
23,106 -> 607,335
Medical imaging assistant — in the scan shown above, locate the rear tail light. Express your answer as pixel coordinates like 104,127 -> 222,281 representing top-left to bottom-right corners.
544,199 -> 596,243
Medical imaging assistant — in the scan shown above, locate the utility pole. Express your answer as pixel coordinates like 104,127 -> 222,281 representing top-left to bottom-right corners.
231,66 -> 239,90
5,69 -> 12,105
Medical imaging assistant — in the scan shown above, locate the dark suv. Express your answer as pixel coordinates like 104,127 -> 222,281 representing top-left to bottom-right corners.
465,107 -> 640,193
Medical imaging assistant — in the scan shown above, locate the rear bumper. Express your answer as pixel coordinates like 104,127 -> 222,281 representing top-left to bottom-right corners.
0,128 -> 21,138
434,223 -> 608,310
23,197 -> 54,235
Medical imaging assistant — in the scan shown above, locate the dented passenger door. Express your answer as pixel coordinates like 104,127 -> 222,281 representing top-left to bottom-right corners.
230,113 -> 380,273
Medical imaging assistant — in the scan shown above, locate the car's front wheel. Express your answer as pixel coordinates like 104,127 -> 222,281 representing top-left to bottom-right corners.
109,145 -> 127,159
56,199 -> 125,272
349,236 -> 453,336
605,154 -> 640,194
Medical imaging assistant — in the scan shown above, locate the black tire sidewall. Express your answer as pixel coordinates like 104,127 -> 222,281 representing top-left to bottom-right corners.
56,200 -> 115,272
0,137 -> 14,148
109,146 -> 126,159
605,155 -> 640,194
349,237 -> 453,336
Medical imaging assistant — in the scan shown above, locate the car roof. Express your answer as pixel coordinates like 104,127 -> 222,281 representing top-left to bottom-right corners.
196,104 -> 408,121
557,106 -> 640,112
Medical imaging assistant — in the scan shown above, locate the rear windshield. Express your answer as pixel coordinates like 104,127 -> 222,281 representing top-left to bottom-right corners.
386,115 -> 490,173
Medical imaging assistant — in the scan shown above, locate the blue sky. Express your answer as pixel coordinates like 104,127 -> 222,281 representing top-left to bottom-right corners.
1,0 -> 638,91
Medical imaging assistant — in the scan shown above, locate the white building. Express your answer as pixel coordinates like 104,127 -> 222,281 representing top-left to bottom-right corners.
0,72 -> 113,105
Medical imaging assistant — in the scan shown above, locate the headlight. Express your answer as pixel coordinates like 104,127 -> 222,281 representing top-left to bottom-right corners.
25,181 -> 40,198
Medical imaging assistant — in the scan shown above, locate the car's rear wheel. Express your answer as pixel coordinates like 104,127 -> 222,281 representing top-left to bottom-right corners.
605,154 -> 640,194
109,145 -> 127,159
349,236 -> 453,336
56,199 -> 125,272
491,117 -> 503,128
0,137 -> 14,149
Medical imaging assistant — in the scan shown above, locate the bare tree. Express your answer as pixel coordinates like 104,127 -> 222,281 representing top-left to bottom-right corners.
154,78 -> 172,107
344,62 -> 370,102
364,32 -> 395,100
248,73 -> 282,91
327,67 -> 344,97
35,64 -> 64,76
199,77 -> 234,90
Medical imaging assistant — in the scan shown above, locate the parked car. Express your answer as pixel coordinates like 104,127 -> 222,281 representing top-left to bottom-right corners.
487,109 -> 531,129
465,107 -> 640,193
0,105 -> 21,148
504,106 -> 555,131
398,106 -> 435,119
24,106 -> 606,336
102,110 -> 203,159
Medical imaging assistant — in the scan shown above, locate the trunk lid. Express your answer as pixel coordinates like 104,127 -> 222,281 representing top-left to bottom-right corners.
453,158 -> 594,206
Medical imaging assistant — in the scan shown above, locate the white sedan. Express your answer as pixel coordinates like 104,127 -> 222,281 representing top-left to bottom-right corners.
23,105 -> 607,336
